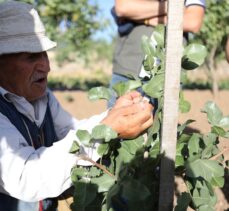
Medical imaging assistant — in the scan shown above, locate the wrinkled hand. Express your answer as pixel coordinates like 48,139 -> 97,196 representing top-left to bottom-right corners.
113,90 -> 143,109
101,91 -> 154,139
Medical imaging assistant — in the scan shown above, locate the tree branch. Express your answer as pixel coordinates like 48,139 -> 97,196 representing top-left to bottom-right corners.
78,155 -> 116,179
210,147 -> 229,160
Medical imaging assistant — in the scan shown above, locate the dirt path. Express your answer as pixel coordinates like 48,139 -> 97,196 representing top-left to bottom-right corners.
54,89 -> 229,211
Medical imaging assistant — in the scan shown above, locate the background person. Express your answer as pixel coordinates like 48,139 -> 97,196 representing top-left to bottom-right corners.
108,0 -> 206,107
0,1 -> 153,211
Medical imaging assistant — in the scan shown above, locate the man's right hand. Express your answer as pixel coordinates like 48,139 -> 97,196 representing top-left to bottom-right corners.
101,91 -> 153,139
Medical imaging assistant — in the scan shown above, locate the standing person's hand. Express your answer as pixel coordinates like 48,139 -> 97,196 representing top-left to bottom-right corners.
101,91 -> 153,139
147,15 -> 167,26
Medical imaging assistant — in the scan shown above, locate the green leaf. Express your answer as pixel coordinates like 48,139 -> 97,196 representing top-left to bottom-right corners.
192,187 -> 214,208
149,139 -> 160,158
175,155 -> 185,168
182,56 -> 199,70
180,70 -> 189,84
177,119 -> 195,135
191,180 -> 217,208
182,43 -> 207,70
121,136 -> 144,155
192,181 -> 217,207
174,192 -> 191,211
188,133 -> 201,156
69,140 -> 80,153
211,126 -> 226,137
73,182 -> 97,207
202,133 -> 217,146
210,176 -> 225,188
179,91 -> 191,113
176,142 -> 186,167
177,133 -> 192,144
150,112 -> 161,134
97,143 -> 109,156
88,86 -> 113,101
92,124 -> 118,142
76,130 -> 91,146
91,174 -> 116,192
115,146 -> 135,174
201,145 -> 215,159
152,24 -> 165,47
106,184 -> 121,209
186,153 -> 200,163
141,35 -> 156,56
71,167 -> 88,182
204,180 -> 215,197
121,178 -> 151,201
143,56 -> 155,72
142,74 -> 164,98
201,101 -> 223,126
198,205 -> 214,211
88,166 -> 102,178
186,180 -> 193,191
218,116 -> 229,129
112,80 -> 142,97
179,98 -> 191,113
186,159 -> 224,181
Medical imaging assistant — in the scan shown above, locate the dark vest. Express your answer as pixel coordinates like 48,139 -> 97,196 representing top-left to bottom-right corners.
0,94 -> 58,211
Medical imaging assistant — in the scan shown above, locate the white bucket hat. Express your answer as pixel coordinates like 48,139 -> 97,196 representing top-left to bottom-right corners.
0,1 -> 57,55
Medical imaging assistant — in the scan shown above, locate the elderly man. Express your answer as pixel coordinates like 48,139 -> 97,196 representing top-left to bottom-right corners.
0,1 -> 153,211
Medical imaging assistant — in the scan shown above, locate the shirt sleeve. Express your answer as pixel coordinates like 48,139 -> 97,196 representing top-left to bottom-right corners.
185,0 -> 206,7
0,92 -> 108,202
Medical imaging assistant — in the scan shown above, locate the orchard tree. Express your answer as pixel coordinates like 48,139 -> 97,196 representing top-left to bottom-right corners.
69,26 -> 229,210
17,0 -> 106,64
193,0 -> 229,96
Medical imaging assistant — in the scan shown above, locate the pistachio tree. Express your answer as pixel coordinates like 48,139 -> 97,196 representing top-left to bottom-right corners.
69,26 -> 228,210
193,0 -> 229,95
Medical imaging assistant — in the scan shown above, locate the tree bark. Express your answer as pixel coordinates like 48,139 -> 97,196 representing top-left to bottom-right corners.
206,46 -> 218,97
158,1 -> 184,210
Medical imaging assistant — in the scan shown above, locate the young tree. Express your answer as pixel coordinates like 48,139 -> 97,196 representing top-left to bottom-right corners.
193,0 -> 229,96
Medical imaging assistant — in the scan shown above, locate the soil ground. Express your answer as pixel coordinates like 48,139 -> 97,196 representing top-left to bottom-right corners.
53,89 -> 229,211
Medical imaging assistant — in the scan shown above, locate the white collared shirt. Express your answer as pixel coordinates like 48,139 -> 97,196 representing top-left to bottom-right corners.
0,87 -> 107,202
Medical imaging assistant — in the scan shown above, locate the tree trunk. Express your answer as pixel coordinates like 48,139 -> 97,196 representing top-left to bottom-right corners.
206,46 -> 218,97
158,0 -> 184,211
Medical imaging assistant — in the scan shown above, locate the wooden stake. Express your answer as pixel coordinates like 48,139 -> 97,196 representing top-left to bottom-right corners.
159,1 -> 184,210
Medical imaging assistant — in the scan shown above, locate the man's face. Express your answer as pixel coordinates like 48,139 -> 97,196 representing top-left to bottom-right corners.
0,52 -> 50,102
